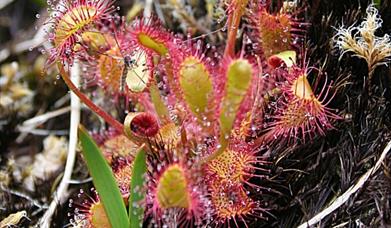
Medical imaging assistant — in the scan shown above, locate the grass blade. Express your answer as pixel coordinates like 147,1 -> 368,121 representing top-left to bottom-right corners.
129,146 -> 147,228
78,125 -> 129,228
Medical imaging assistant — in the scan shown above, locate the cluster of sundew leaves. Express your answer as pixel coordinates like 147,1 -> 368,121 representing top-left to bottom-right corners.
45,0 -> 341,227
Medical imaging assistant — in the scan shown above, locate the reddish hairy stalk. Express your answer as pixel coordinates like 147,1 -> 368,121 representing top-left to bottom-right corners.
224,0 -> 249,57
58,63 -> 124,133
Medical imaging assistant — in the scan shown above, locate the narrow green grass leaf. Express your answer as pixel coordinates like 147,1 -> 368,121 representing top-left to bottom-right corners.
78,125 -> 129,228
129,146 -> 147,228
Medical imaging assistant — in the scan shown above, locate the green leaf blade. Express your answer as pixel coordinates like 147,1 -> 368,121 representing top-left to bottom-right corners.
129,147 -> 147,228
78,125 -> 129,228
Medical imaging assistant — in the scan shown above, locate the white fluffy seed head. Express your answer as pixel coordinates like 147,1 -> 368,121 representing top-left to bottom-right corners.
334,4 -> 391,73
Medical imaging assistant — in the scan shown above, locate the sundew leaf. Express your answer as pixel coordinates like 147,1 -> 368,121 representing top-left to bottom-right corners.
125,51 -> 151,93
272,50 -> 296,67
257,10 -> 292,58
78,125 -> 129,228
219,59 -> 252,153
138,33 -> 168,56
150,83 -> 170,121
123,112 -> 160,145
129,146 -> 147,228
178,57 -> 215,129
156,164 -> 190,209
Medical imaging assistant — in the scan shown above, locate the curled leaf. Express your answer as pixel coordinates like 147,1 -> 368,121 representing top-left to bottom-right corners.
124,112 -> 160,144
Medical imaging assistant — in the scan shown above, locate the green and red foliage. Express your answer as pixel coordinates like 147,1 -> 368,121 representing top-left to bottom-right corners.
46,0 -> 342,227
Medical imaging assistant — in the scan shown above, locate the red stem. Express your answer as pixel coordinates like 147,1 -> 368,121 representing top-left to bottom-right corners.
58,63 -> 124,133
223,0 -> 248,58
224,15 -> 238,57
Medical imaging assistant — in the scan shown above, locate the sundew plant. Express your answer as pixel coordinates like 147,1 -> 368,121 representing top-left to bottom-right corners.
47,0 -> 338,227
13,0 -> 388,227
